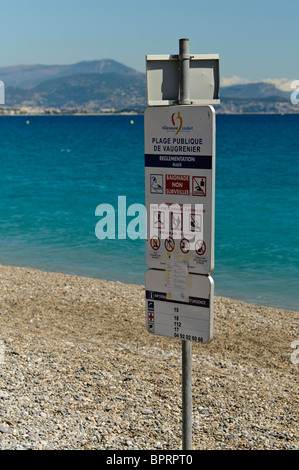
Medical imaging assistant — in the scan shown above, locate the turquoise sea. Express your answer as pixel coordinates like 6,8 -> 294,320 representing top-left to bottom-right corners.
0,113 -> 298,311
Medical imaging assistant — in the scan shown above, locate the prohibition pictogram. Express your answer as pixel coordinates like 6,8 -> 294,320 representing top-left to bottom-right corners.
150,236 -> 160,250
180,238 -> 190,254
195,240 -> 206,256
192,176 -> 206,196
165,237 -> 175,252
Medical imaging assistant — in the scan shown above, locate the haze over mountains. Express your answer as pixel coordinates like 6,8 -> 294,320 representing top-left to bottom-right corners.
0,59 -> 296,113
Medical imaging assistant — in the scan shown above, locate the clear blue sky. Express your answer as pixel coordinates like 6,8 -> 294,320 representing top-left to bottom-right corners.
0,0 -> 297,80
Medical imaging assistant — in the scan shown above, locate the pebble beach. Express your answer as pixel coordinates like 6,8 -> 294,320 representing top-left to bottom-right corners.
0,264 -> 298,450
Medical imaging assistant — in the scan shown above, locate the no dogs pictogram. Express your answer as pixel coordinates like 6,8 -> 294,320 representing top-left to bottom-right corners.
195,240 -> 206,255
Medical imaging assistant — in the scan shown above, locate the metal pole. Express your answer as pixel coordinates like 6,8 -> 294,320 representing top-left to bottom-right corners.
182,340 -> 192,449
179,38 -> 191,105
179,38 -> 192,450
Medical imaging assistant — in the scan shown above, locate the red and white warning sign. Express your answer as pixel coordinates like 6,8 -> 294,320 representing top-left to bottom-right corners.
166,174 -> 190,196
145,105 -> 215,275
192,176 -> 206,196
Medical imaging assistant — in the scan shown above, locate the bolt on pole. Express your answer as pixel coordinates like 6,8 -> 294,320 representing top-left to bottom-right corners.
178,38 -> 193,451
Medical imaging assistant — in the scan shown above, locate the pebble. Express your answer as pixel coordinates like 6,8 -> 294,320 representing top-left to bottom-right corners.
0,425 -> 10,433
141,409 -> 154,415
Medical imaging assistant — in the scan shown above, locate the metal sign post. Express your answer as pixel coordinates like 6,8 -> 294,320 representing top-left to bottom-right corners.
179,38 -> 192,451
144,38 -> 219,450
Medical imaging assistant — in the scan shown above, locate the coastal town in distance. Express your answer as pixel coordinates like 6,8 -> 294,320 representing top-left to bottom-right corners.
0,59 -> 298,115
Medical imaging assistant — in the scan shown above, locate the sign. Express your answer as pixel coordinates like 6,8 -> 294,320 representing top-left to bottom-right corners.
145,105 -> 215,275
146,54 -> 220,106
146,268 -> 214,343
144,40 -> 218,450
165,174 -> 190,195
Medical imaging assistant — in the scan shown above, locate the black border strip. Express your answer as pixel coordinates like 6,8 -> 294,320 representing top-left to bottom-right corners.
145,154 -> 212,169
146,290 -> 210,308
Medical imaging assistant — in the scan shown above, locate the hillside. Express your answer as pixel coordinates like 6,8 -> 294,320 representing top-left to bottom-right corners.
4,72 -> 146,110
220,82 -> 288,100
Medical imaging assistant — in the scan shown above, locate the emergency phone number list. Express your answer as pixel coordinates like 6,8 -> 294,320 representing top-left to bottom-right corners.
173,309 -> 204,342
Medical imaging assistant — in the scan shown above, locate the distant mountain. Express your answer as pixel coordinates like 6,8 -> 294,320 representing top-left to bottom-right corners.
0,59 -> 296,113
0,59 -> 137,88
1,59 -> 146,110
221,81 -> 289,100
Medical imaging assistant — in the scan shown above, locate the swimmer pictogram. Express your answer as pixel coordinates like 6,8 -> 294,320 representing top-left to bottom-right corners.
150,174 -> 163,194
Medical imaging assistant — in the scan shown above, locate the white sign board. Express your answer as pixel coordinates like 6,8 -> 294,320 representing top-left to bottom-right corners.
146,54 -> 220,106
145,105 -> 215,275
146,268 -> 214,343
